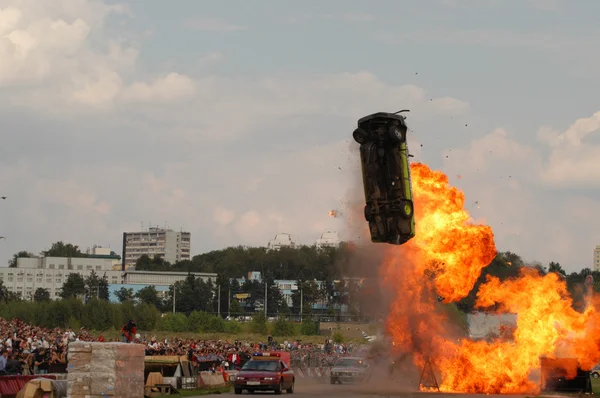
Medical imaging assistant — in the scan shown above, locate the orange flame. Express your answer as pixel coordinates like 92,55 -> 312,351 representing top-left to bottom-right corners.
382,162 -> 600,394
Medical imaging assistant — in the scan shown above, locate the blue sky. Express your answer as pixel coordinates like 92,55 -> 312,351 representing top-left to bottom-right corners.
1,0 -> 599,272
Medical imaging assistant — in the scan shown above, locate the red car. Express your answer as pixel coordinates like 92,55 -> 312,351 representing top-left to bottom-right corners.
232,352 -> 295,394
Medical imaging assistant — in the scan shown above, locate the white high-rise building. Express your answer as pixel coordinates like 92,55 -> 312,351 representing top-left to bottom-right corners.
594,245 -> 600,272
315,231 -> 341,249
267,233 -> 296,251
122,227 -> 191,269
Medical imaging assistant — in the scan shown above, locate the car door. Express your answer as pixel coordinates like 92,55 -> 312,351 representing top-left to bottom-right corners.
280,361 -> 290,387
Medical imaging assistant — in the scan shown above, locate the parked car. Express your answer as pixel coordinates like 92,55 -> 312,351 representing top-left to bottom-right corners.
353,110 -> 415,245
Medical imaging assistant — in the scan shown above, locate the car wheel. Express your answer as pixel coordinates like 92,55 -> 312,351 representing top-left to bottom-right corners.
275,380 -> 283,395
286,379 -> 295,393
364,205 -> 372,222
400,200 -> 413,219
234,387 -> 242,394
353,128 -> 369,144
389,124 -> 407,143
593,372 -> 599,378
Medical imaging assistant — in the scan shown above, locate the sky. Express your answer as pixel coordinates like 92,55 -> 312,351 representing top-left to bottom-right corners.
1,0 -> 600,273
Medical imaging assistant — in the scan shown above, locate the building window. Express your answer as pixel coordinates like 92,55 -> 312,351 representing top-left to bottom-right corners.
59,264 -> 64,269
17,278 -> 23,282
77,266 -> 83,270
96,266 -> 101,270
49,264 -> 55,269
37,278 -> 42,283
87,266 -> 93,270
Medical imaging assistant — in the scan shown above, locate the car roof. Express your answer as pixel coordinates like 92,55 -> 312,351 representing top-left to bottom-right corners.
357,112 -> 407,124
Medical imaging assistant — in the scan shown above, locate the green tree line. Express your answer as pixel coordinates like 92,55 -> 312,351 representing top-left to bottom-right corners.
5,241 -> 600,326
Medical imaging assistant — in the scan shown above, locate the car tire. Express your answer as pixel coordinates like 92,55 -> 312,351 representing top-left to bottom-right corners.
275,380 -> 283,395
353,128 -> 369,144
286,379 -> 295,393
593,372 -> 599,378
364,205 -> 372,222
234,387 -> 242,394
389,124 -> 407,143
400,200 -> 413,219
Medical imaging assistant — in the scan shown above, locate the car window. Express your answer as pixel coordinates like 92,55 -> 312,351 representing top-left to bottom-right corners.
241,360 -> 279,372
335,358 -> 366,368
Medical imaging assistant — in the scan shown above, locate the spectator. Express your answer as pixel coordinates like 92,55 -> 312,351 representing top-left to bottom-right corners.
0,349 -> 8,375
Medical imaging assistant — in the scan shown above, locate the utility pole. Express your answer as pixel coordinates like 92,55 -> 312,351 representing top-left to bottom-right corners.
300,281 -> 303,323
217,285 -> 221,316
228,282 -> 231,318
264,277 -> 268,318
172,286 -> 176,313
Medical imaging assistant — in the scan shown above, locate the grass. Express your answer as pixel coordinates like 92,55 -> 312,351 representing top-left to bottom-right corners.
99,330 -> 364,344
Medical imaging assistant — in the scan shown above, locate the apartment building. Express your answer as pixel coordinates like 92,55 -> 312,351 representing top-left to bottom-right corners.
594,245 -> 600,272
122,227 -> 191,269
315,230 -> 341,249
267,233 -> 296,251
0,256 -> 123,300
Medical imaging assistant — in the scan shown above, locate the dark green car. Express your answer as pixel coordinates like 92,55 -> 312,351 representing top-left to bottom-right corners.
352,111 -> 415,245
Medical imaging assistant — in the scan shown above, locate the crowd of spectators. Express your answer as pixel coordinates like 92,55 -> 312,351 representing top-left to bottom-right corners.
0,318 -> 358,376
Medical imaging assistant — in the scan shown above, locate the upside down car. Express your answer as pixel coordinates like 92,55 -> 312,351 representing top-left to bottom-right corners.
353,110 -> 415,245
232,352 -> 295,394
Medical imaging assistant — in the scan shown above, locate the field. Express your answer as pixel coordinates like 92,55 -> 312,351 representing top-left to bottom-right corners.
100,329 -> 363,344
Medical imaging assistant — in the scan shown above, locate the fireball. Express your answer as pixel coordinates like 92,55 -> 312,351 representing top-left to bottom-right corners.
382,162 -> 600,394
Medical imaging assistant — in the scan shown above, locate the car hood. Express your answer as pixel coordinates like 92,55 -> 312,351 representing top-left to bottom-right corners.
236,371 -> 280,378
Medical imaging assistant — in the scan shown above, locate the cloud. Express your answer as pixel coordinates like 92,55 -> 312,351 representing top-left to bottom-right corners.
198,52 -> 224,67
538,111 -> 600,187
120,73 -> 196,103
0,0 -> 596,276
184,18 -> 245,32
442,111 -> 600,272
0,0 -> 193,110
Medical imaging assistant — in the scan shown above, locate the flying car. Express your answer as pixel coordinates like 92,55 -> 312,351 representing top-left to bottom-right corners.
353,111 -> 415,245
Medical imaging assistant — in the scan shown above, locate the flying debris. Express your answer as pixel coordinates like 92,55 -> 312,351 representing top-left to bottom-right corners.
1,197 -> 6,200
0,237 -> 5,240
328,210 -> 339,218
353,110 -> 415,245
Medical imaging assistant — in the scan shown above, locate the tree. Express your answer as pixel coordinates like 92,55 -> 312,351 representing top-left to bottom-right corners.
33,288 -> 51,302
135,254 -> 170,270
42,241 -> 87,258
548,262 -> 567,277
0,279 -> 20,302
135,286 -> 163,308
60,273 -> 87,299
115,287 -> 135,302
167,274 -> 214,314
291,280 -> 322,314
229,299 -> 243,317
8,251 -> 33,268
84,271 -> 109,301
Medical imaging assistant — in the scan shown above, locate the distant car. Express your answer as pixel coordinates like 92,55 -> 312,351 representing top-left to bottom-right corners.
591,363 -> 600,378
232,352 -> 295,394
353,111 -> 415,245
330,356 -> 371,384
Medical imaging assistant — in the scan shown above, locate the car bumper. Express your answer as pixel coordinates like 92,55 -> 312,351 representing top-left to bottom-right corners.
234,381 -> 279,390
331,374 -> 368,383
